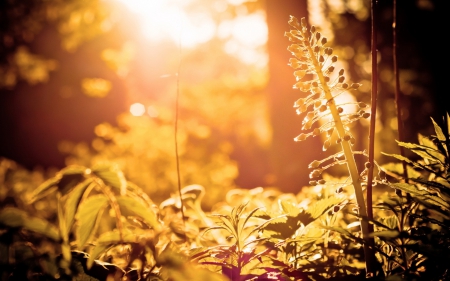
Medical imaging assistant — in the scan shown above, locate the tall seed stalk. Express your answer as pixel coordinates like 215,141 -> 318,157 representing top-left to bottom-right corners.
285,16 -> 375,275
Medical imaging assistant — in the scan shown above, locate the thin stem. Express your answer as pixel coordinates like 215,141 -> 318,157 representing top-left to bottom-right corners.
299,25 -> 374,276
364,0 -> 379,275
175,33 -> 186,239
393,0 -> 408,181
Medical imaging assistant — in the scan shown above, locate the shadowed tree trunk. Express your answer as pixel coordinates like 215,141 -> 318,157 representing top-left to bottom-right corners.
265,0 -> 321,192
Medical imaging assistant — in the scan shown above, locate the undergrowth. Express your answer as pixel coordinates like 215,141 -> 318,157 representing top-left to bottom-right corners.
1,12 -> 450,281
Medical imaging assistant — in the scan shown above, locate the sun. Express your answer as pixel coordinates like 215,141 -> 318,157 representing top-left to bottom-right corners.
113,0 -> 216,48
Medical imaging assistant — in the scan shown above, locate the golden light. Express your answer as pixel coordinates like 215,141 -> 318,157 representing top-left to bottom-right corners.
221,12 -> 268,66
113,0 -> 216,48
130,102 -> 146,116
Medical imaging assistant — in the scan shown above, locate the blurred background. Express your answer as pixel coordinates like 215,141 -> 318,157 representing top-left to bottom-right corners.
1,0 -> 448,206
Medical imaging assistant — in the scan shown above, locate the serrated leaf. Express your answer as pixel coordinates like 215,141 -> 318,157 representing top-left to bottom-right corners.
279,200 -> 300,216
397,140 -> 444,164
64,178 -> 94,233
381,162 -> 421,178
91,163 -> 127,195
260,215 -> 297,239
431,117 -> 447,143
0,207 -> 60,241
382,153 -> 424,169
321,225 -> 362,242
76,195 -> 109,248
390,183 -> 425,196
391,183 -> 449,210
116,196 -> 161,232
306,196 -> 345,220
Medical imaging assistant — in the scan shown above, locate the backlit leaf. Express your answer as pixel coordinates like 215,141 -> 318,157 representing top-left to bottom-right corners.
397,140 -> 444,164
431,117 -> 447,143
0,207 -> 60,241
30,165 -> 87,203
87,228 -> 154,269
92,163 -> 127,195
76,195 -> 109,248
306,196 -> 345,221
116,196 -> 161,231
64,178 -> 95,233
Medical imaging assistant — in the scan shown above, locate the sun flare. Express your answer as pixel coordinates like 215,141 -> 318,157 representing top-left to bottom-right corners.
113,0 -> 216,48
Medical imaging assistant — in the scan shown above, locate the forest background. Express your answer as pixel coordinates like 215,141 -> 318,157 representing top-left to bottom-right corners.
1,0 -> 449,208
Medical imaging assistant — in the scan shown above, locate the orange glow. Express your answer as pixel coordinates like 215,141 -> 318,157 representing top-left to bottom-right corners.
221,12 -> 268,66
113,0 -> 216,48
130,103 -> 146,116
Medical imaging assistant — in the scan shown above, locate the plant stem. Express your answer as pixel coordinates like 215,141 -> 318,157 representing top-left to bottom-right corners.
300,26 -> 375,276
392,0 -> 408,181
364,0 -> 379,275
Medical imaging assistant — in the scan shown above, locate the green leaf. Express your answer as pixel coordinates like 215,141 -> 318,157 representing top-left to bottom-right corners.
380,215 -> 398,230
29,177 -> 60,203
116,196 -> 161,231
418,133 -> 448,164
381,162 -> 421,178
64,178 -> 94,234
390,183 -> 450,210
0,207 -> 60,241
397,140 -> 445,164
76,195 -> 109,248
390,182 -> 426,196
91,163 -> 127,195
321,225 -> 362,243
29,165 -> 87,203
87,228 -> 154,269
431,117 -> 447,143
382,153 -> 431,171
306,196 -> 345,221
279,200 -> 300,216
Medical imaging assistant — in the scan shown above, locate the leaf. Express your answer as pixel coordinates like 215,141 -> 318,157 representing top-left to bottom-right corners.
76,195 -> 109,248
29,177 -> 60,203
390,183 -> 449,210
397,140 -> 444,164
0,207 -> 60,241
87,228 -> 154,269
321,226 -> 362,243
91,163 -> 127,195
431,117 -> 447,143
380,215 -> 399,230
116,196 -> 161,231
382,152 -> 425,170
381,162 -> 421,178
306,196 -> 345,221
29,165 -> 87,203
417,134 -> 444,163
369,230 -> 400,239
64,178 -> 94,233
390,182 -> 424,196
279,200 -> 300,216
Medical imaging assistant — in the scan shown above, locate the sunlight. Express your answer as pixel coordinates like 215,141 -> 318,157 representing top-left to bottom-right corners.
113,0 -> 215,48
113,0 -> 268,65
220,12 -> 268,66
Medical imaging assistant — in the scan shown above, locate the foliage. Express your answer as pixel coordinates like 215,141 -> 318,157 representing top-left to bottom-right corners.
1,7 -> 450,281
0,0 -> 110,88
59,110 -> 239,208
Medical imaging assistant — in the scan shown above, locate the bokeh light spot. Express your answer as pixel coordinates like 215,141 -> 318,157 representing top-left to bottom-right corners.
130,103 -> 146,116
